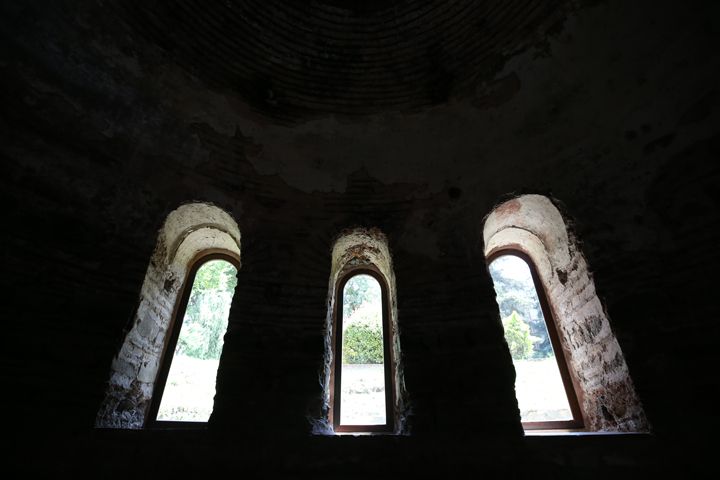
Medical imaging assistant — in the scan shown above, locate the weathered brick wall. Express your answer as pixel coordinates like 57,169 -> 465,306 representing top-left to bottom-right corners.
315,227 -> 409,434
94,244 -> 178,428
2,0 -> 718,475
556,253 -> 647,431
96,204 -> 241,428
484,195 -> 648,431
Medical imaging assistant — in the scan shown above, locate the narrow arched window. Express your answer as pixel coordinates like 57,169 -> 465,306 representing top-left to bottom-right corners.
488,250 -> 583,430
96,203 -> 242,429
147,253 -> 239,426
331,269 -> 394,432
483,195 -> 647,432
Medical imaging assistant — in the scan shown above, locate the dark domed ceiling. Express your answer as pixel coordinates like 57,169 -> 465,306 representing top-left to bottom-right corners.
116,0 -> 568,122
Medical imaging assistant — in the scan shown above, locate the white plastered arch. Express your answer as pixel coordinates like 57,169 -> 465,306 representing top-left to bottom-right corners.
483,195 -> 648,432
96,202 -> 240,428
314,227 -> 408,435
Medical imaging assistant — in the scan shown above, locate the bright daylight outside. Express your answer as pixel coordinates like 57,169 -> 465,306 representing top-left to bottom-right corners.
488,255 -> 573,422
157,259 -> 238,422
339,274 -> 386,425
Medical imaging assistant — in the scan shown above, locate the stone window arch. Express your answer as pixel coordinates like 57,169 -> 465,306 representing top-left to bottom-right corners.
483,195 -> 648,432
316,228 -> 408,434
96,202 -> 240,428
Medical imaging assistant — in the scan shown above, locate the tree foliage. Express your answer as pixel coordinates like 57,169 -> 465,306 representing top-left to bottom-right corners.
176,260 -> 238,361
502,311 -> 535,360
343,274 -> 381,316
343,323 -> 384,364
341,274 -> 384,364
489,256 -> 553,358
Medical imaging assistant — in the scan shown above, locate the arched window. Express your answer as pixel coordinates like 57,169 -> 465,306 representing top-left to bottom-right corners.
331,269 -> 393,432
483,195 -> 648,432
147,253 -> 238,425
487,250 -> 582,430
96,203 -> 241,429
317,228 -> 407,435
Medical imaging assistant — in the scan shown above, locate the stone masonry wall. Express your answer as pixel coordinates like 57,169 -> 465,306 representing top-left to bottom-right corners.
96,204 -> 240,428
484,195 -> 648,431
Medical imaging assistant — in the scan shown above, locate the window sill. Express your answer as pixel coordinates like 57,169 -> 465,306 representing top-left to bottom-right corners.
145,421 -> 208,430
332,431 -> 398,436
524,430 -> 650,437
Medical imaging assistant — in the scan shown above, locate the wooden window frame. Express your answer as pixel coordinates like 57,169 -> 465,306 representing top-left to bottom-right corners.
329,267 -> 396,433
487,248 -> 585,431
145,250 -> 240,429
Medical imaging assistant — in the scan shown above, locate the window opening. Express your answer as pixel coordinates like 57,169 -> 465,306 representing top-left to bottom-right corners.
150,256 -> 238,424
488,251 -> 583,429
333,270 -> 394,432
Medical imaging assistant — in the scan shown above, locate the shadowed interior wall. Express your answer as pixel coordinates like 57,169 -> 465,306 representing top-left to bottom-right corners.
1,0 -> 718,476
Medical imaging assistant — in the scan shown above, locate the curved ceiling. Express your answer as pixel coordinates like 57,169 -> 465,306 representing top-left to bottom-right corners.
117,0 -> 568,122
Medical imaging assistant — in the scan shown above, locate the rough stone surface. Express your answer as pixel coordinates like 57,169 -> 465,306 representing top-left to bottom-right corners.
95,202 -> 240,428
484,194 -> 648,432
2,0 -> 719,475
314,228 -> 409,434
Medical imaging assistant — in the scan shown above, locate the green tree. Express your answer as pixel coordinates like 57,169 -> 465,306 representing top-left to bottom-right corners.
343,323 -> 384,364
177,260 -> 238,360
502,311 -> 534,360
343,274 -> 380,316
489,257 -> 553,359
